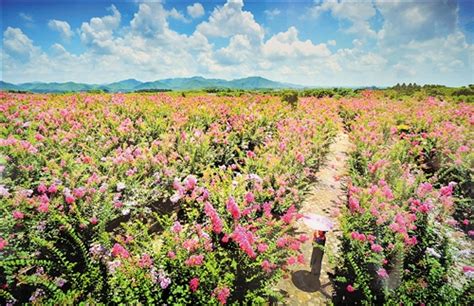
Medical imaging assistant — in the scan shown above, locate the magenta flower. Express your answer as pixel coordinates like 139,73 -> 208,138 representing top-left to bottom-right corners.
111,243 -> 129,259
377,268 -> 389,279
371,244 -> 383,253
226,196 -> 241,220
171,221 -> 183,233
189,277 -> 200,292
346,284 -> 355,293
138,254 -> 153,268
0,237 -> 7,250
185,254 -> 204,267
213,286 -> 230,305
204,202 -> 223,234
244,191 -> 255,204
12,210 -> 24,220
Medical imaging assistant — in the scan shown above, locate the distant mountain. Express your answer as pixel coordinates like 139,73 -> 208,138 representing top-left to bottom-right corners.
102,79 -> 142,92
0,76 -> 302,93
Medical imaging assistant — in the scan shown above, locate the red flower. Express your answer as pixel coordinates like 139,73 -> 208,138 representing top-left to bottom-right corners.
346,284 -> 355,293
189,277 -> 200,292
0,237 -> 7,250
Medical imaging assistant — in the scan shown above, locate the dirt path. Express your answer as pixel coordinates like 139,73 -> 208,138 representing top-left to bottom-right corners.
275,132 -> 350,305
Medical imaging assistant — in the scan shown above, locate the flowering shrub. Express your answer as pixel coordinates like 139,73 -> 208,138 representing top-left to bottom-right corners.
335,95 -> 473,304
0,92 -> 338,304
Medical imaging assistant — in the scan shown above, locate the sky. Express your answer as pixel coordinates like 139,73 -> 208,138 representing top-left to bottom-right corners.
1,0 -> 473,86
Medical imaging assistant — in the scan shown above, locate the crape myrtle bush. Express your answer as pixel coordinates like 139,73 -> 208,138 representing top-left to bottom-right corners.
335,92 -> 473,305
0,92 -> 338,304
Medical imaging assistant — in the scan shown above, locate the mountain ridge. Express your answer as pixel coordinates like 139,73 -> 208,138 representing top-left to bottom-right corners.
1,76 -> 303,93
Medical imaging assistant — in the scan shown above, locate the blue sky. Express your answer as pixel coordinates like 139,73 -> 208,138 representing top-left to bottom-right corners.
1,0 -> 473,86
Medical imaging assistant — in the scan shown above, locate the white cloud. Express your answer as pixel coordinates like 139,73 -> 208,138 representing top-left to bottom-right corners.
311,0 -> 377,38
264,8 -> 281,19
80,4 -> 121,52
196,0 -> 264,43
262,27 -> 331,60
187,3 -> 205,19
3,27 -> 37,59
130,3 -> 167,37
19,13 -> 33,22
2,0 -> 472,87
48,20 -> 74,40
375,0 -> 458,45
168,8 -> 190,23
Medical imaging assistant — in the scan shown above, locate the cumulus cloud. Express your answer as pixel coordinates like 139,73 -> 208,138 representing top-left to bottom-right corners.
187,3 -> 205,18
311,0 -> 377,38
80,4 -> 121,52
1,0 -> 472,86
375,0 -> 459,45
3,27 -> 38,59
262,27 -> 331,60
48,20 -> 74,40
196,0 -> 264,43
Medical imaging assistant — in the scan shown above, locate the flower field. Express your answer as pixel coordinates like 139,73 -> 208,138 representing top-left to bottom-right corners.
0,92 -> 338,304
335,93 -> 473,304
0,91 -> 472,304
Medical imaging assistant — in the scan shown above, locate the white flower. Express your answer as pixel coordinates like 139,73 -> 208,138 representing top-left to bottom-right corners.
116,182 -> 126,191
170,193 -> 182,203
426,247 -> 441,258
0,185 -> 10,197
122,208 -> 130,216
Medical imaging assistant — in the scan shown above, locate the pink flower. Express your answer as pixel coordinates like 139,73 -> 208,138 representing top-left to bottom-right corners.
204,202 -> 223,234
376,268 -> 388,279
185,175 -> 197,191
213,287 -> 230,305
138,254 -> 153,268
167,251 -> 176,259
111,243 -> 129,258
171,221 -> 183,233
246,150 -> 256,158
230,225 -> 256,258
89,217 -> 98,225
417,182 -> 433,198
287,256 -> 297,265
189,277 -> 200,292
72,187 -> 86,199
463,266 -> 474,273
244,192 -> 255,204
257,243 -> 268,253
48,184 -> 58,194
185,254 -> 204,267
346,284 -> 355,293
371,244 -> 383,253
261,260 -> 275,273
281,205 -> 297,224
295,152 -> 305,164
65,195 -> 75,204
348,197 -> 360,212
468,230 -> 474,237
226,196 -> 241,220
37,202 -> 49,213
0,237 -> 7,250
13,210 -> 24,220
37,183 -> 47,194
